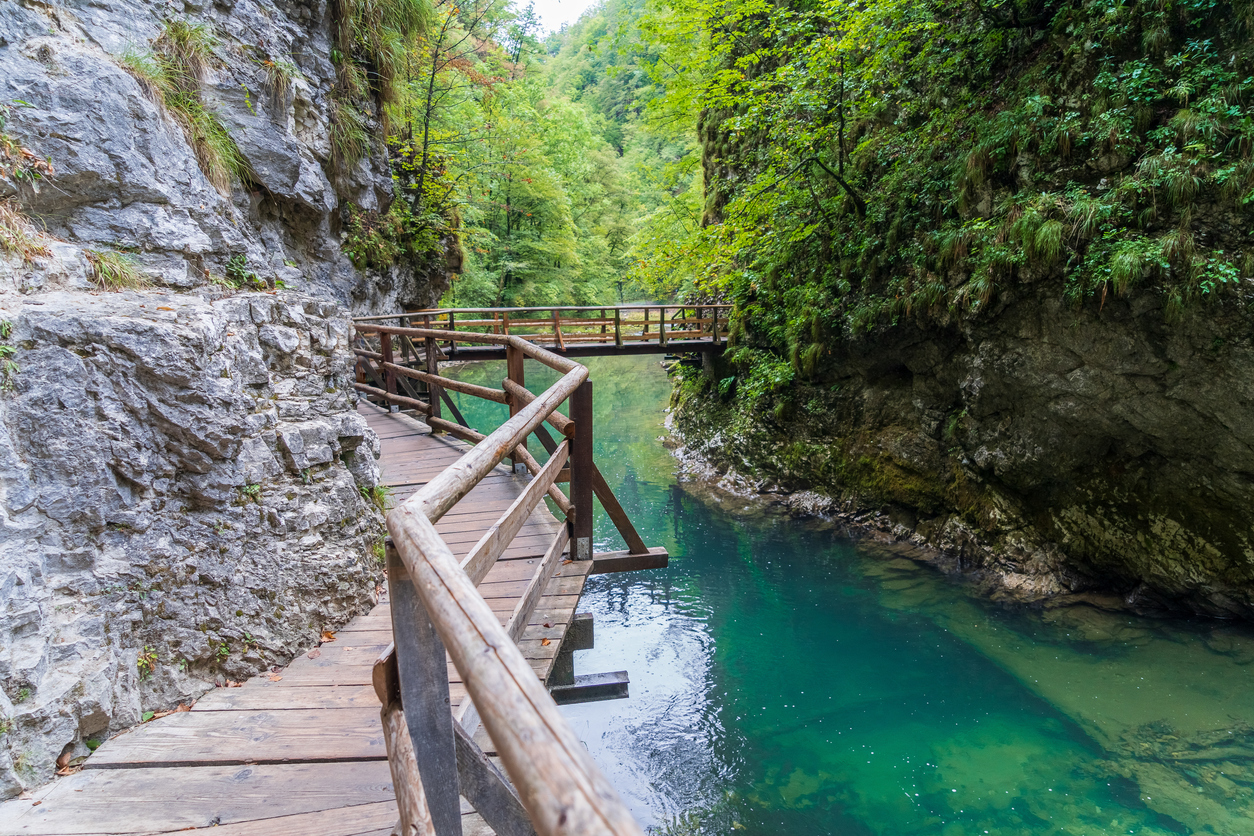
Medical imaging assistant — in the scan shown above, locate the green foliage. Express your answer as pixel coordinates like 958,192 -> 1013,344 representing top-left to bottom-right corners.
86,249 -> 150,291
361,484 -> 393,512
226,254 -> 267,289
342,200 -> 438,270
137,646 -> 158,680
117,20 -> 247,192
620,0 -> 1254,400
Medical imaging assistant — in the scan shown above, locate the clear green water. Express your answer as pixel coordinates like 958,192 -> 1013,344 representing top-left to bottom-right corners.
443,356 -> 1254,836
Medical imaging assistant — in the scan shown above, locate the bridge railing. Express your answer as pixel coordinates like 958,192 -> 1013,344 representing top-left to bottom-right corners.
355,303 -> 732,353
352,321 -> 649,836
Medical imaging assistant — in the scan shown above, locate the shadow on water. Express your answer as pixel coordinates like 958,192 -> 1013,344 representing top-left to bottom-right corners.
442,355 -> 1254,836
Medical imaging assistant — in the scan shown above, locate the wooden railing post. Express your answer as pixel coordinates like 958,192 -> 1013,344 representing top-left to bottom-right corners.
569,380 -> 594,560
448,311 -> 458,356
614,308 -> 623,348
422,315 -> 443,431
506,343 -> 526,473
387,542 -> 464,836
659,306 -> 667,348
642,307 -> 649,340
381,333 -> 397,410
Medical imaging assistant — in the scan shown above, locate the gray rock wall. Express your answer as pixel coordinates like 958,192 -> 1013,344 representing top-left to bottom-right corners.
0,277 -> 385,796
673,283 -> 1254,619
0,0 -> 454,800
0,0 -> 452,311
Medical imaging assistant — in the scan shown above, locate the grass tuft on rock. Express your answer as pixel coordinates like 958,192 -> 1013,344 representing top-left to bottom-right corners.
117,20 -> 246,193
0,200 -> 51,262
86,249 -> 150,292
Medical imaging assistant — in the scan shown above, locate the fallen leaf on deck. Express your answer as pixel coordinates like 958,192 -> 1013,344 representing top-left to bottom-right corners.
562,559 -> 573,565
307,649 -> 322,659
268,673 -> 283,682
541,639 -> 551,646
227,680 -> 243,688
543,622 -> 553,628
156,306 -> 174,311
321,630 -> 337,642
31,801 -> 40,806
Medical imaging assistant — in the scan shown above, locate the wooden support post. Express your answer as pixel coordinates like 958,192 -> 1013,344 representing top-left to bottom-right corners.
642,307 -> 649,339
387,543 -> 463,836
614,309 -> 622,349
600,309 -> 607,342
506,343 -> 526,472
448,311 -> 457,356
423,315 -> 443,430
714,307 -> 723,345
399,316 -> 413,363
659,307 -> 667,348
569,380 -> 594,560
453,723 -> 537,836
381,333 -> 398,410
503,312 -> 510,335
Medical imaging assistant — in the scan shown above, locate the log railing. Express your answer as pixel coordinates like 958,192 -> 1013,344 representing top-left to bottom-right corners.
354,304 -> 732,355
353,321 -> 650,836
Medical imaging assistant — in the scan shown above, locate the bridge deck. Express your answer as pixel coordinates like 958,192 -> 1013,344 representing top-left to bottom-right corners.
0,404 -> 586,835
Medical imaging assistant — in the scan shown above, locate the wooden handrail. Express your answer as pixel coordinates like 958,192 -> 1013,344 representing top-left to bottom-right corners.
387,511 -> 642,836
355,324 -> 646,836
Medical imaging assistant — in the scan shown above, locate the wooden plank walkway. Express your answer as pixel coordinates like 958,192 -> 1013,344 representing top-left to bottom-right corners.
0,403 -> 590,835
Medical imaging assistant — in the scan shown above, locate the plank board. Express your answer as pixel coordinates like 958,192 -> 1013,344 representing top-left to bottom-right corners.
0,762 -> 394,834
84,708 -> 388,768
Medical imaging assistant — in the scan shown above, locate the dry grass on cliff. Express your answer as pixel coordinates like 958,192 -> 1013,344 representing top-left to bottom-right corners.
116,21 -> 246,194
86,249 -> 150,292
0,200 -> 51,262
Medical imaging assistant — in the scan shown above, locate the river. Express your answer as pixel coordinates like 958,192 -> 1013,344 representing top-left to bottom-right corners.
443,354 -> 1254,836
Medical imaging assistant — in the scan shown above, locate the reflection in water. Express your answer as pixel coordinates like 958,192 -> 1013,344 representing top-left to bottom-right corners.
444,356 -> 1254,835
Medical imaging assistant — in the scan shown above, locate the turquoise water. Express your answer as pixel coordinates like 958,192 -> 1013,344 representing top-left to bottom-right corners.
443,356 -> 1254,836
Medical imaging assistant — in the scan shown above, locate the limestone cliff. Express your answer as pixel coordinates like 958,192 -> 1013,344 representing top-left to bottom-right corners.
0,0 -> 454,797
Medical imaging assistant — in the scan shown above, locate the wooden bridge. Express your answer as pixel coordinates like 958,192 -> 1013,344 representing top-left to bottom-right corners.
354,304 -> 732,360
0,321 -> 669,835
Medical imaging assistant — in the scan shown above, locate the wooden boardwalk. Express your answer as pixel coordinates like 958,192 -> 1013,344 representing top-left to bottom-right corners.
0,404 -> 590,835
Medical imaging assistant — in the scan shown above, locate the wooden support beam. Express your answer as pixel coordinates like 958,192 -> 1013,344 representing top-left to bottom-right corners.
549,672 -> 629,706
440,389 -> 471,430
454,723 -> 536,836
381,333 -> 397,401
353,383 -> 433,416
506,344 -> 526,471
590,547 -> 669,575
569,380 -> 594,561
503,379 -> 648,554
460,442 -> 569,586
424,316 -> 442,429
384,362 -> 508,404
374,644 -> 437,836
386,544 -> 463,836
505,526 -> 569,642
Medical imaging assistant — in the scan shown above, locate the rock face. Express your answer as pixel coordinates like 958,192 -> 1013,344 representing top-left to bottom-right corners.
0,281 -> 384,796
0,0 -> 453,311
673,283 -> 1254,619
